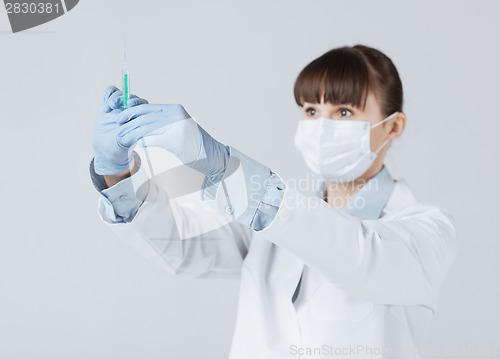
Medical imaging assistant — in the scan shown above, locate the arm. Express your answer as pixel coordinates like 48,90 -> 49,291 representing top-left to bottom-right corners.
104,169 -> 131,188
90,155 -> 254,279
254,188 -> 459,305
213,149 -> 459,305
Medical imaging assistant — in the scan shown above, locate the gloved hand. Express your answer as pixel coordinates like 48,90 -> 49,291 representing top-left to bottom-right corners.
114,104 -> 231,197
92,86 -> 149,175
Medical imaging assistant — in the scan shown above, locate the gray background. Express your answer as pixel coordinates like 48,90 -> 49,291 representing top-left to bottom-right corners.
1,0 -> 499,358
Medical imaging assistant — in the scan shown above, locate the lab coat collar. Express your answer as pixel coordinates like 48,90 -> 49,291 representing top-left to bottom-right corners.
316,166 -> 396,220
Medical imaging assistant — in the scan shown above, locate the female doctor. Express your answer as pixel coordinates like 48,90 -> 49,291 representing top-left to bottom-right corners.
90,45 -> 459,359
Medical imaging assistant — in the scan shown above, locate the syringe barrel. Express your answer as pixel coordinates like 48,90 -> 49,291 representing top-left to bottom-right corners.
122,68 -> 130,109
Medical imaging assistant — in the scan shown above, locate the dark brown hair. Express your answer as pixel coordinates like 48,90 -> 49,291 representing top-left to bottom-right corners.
293,45 -> 403,116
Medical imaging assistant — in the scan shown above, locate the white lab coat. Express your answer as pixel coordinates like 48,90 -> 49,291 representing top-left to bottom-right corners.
97,164 -> 458,359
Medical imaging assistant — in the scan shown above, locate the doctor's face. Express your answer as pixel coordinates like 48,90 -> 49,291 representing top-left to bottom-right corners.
301,92 -> 406,180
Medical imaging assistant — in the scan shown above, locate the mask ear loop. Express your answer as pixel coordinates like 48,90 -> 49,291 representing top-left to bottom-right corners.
371,112 -> 399,129
371,112 -> 399,153
374,139 -> 390,154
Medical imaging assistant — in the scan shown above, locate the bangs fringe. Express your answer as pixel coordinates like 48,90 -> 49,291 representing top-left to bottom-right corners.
294,47 -> 373,110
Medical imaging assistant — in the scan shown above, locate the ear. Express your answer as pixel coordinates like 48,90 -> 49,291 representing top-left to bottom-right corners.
387,112 -> 406,140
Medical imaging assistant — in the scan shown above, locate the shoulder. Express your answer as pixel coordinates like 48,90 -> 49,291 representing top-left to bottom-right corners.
383,179 -> 455,223
382,178 -> 458,240
383,178 -> 417,214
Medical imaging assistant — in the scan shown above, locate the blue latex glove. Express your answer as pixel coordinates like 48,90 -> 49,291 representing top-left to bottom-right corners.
92,86 -> 149,175
115,104 -> 230,198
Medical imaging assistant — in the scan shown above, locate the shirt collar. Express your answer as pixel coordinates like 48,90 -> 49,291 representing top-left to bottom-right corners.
316,166 -> 396,220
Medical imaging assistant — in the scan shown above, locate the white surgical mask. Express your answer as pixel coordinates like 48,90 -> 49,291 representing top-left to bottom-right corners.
294,112 -> 398,182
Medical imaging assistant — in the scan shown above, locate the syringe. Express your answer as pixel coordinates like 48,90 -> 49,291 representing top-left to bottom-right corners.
122,50 -> 130,109
122,42 -> 154,177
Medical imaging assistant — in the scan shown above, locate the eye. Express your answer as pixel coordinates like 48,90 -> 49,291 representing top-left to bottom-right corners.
304,107 -> 318,118
338,107 -> 353,117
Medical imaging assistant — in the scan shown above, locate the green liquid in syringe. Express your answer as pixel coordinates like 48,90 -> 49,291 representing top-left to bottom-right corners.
122,72 -> 130,109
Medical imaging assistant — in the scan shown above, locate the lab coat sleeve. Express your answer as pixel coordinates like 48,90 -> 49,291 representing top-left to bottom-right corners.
90,157 -> 254,279
89,155 -> 149,223
254,187 -> 460,306
212,147 -> 286,230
